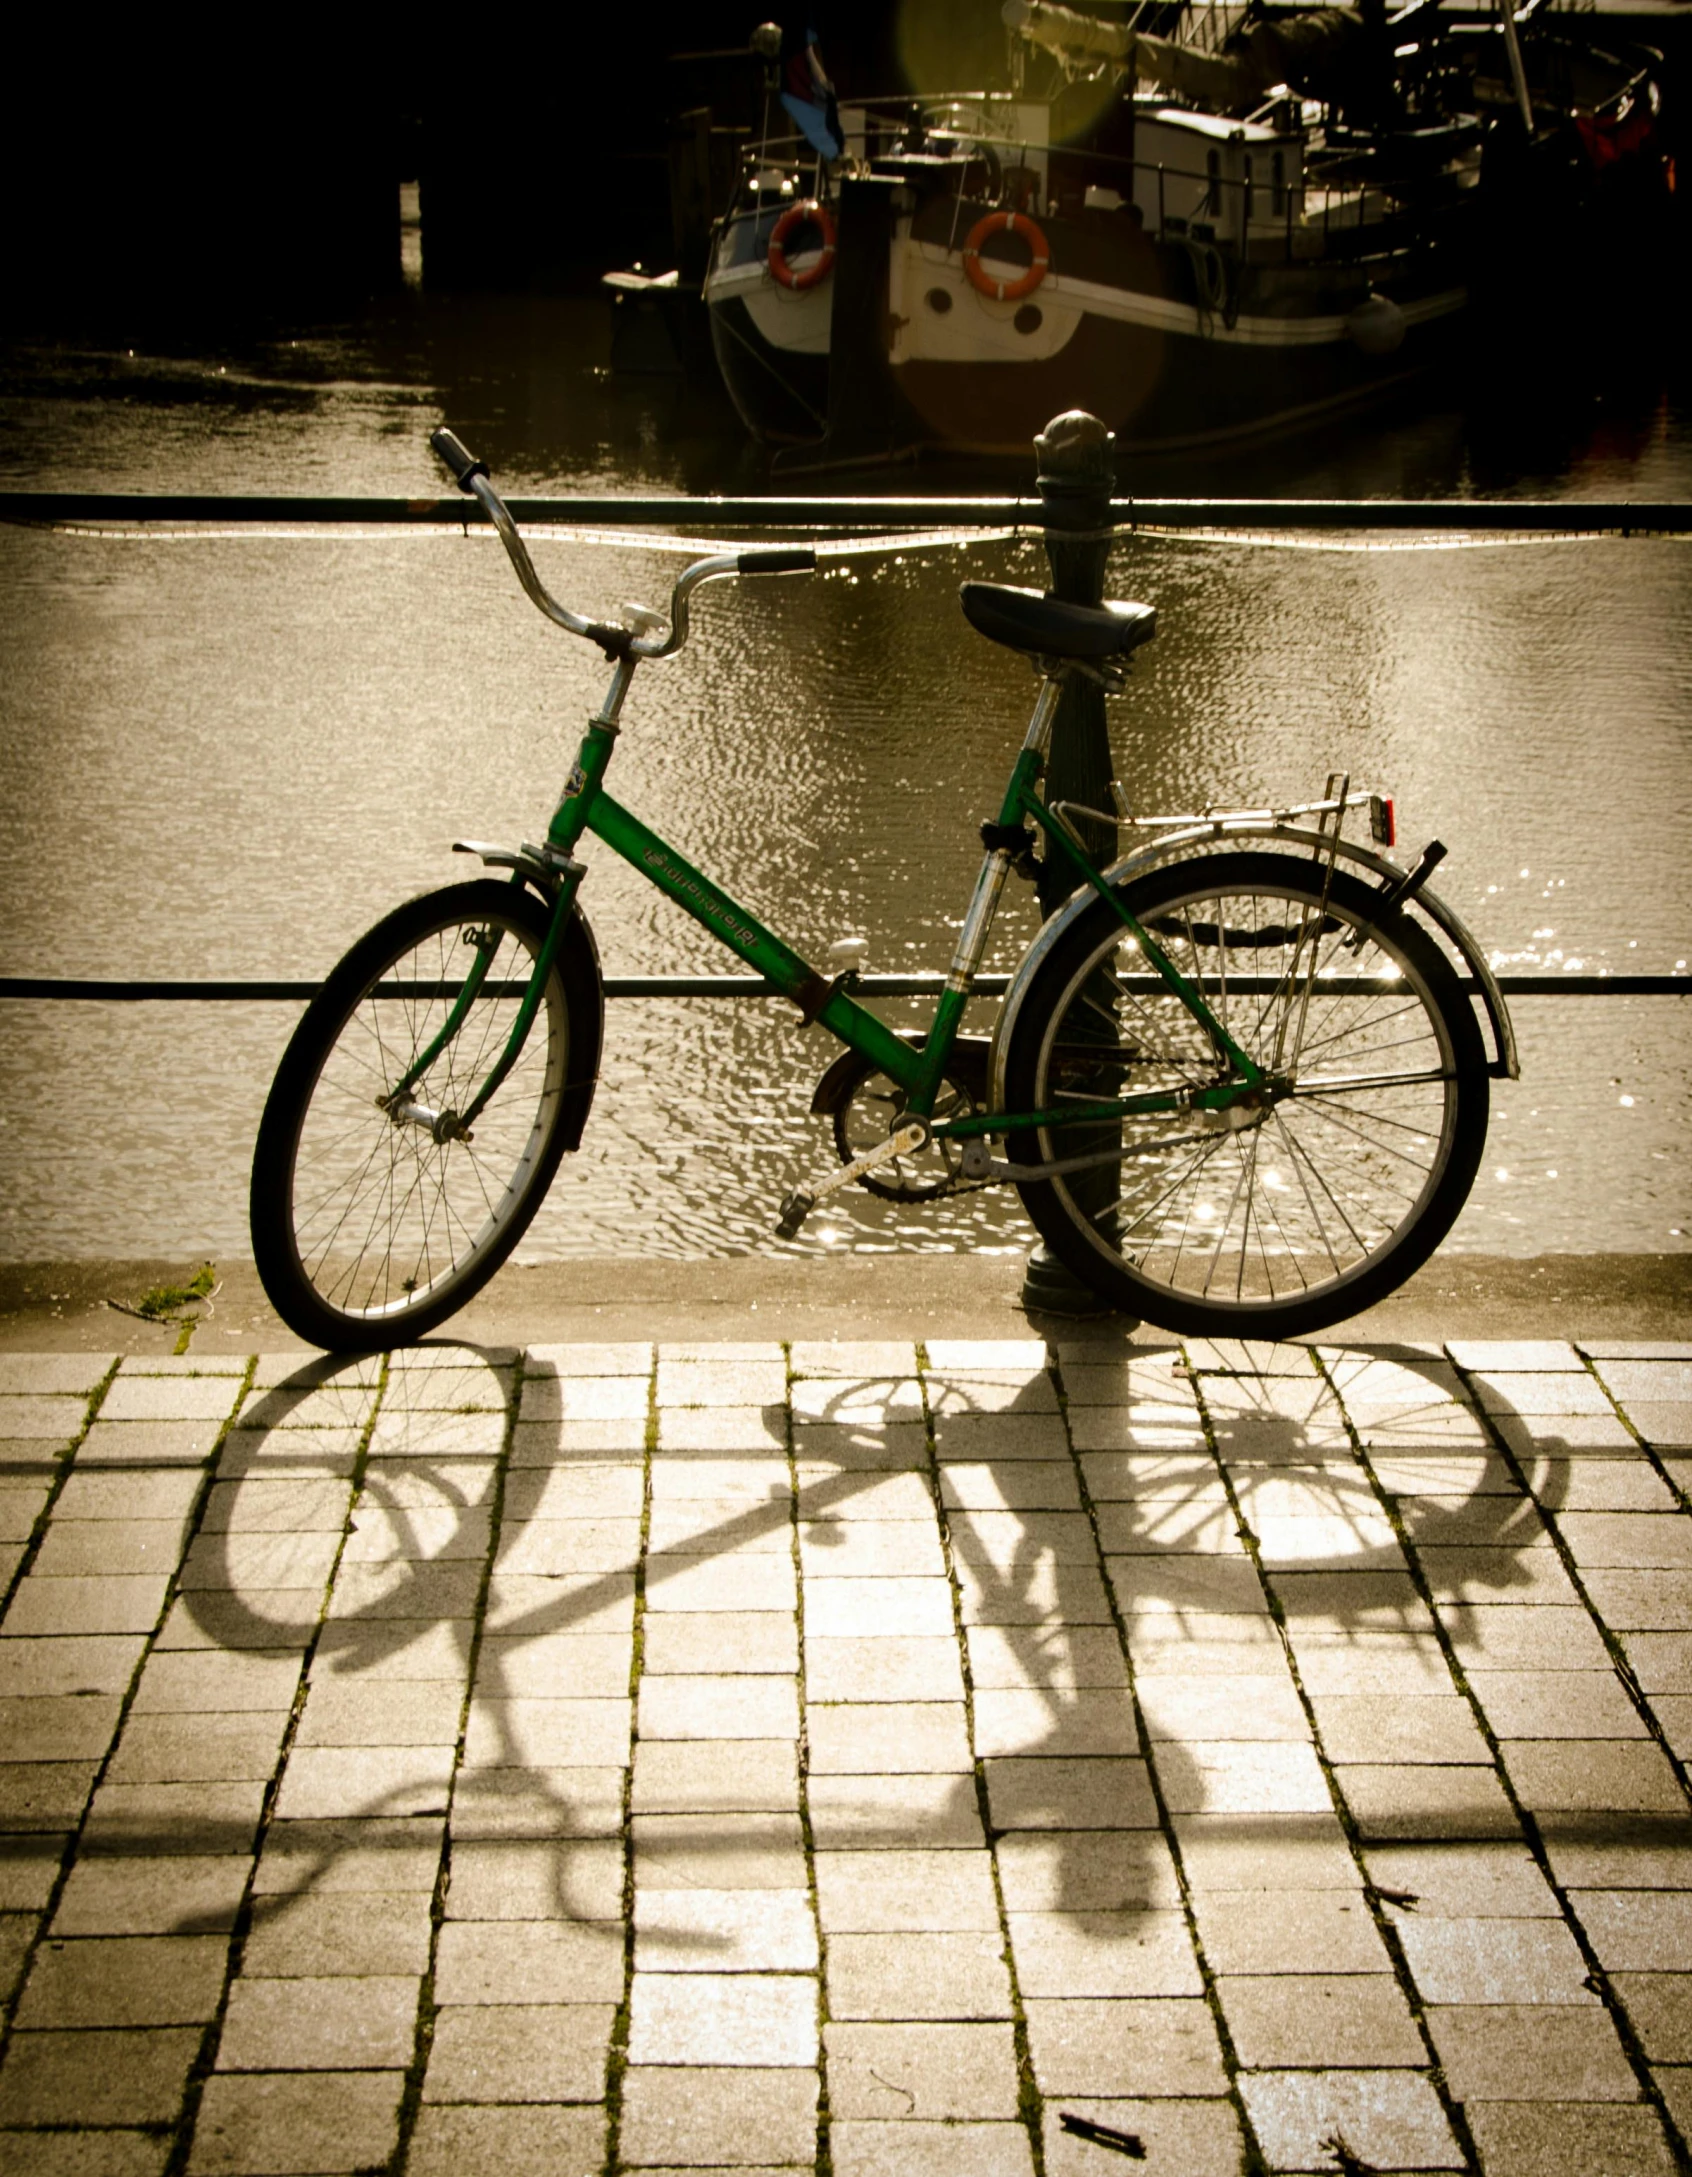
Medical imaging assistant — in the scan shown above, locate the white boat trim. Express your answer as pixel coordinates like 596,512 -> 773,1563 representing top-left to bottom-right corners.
899,236 -> 1466,350
707,258 -> 835,356
708,238 -> 1465,359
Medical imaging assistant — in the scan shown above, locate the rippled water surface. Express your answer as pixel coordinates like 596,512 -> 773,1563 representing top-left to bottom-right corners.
1,297 -> 1688,1260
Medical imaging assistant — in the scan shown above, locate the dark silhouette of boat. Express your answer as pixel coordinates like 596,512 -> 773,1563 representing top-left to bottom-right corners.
701,0 -> 1672,459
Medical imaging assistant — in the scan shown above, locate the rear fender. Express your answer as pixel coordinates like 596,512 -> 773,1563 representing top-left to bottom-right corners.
988,825 -> 1518,1110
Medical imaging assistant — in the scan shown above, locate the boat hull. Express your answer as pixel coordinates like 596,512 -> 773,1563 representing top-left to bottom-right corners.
707,289 -> 831,443
705,207 -> 1467,455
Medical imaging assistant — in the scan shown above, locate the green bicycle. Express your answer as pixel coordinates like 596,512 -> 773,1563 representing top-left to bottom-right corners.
250,429 -> 1517,1351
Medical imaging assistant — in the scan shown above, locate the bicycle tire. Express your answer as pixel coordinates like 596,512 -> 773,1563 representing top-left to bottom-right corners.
1002,850 -> 1489,1336
251,880 -> 598,1350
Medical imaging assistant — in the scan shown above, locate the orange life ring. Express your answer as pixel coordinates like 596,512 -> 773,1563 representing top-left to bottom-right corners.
768,201 -> 837,291
961,209 -> 1050,302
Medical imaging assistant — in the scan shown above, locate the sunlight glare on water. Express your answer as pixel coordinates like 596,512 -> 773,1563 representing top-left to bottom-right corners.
0,299 -> 1687,1261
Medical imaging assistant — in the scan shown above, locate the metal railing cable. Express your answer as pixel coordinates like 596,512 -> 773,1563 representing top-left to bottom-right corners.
3,489 -> 1684,1004
0,974 -> 1683,1003
3,492 -> 1689,543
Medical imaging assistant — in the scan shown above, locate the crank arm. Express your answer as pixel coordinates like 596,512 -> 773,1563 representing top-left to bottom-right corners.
776,1121 -> 928,1240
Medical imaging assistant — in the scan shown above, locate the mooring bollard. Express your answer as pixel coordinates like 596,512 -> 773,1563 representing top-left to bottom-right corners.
1033,409 -> 1117,918
1021,409 -> 1132,1319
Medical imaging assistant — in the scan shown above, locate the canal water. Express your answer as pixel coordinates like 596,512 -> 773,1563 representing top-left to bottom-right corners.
0,295 -> 1687,1264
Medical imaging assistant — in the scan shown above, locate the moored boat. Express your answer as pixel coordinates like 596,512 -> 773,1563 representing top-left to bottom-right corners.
702,0 -> 1671,460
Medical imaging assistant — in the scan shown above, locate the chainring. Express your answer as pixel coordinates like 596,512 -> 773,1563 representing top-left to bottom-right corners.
828,1055 -> 983,1202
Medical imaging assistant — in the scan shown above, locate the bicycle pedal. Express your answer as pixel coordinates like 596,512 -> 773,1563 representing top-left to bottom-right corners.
775,1189 -> 816,1241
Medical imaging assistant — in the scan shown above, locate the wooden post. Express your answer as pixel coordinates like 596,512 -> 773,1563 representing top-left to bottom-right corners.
820,175 -> 902,459
669,108 -> 716,287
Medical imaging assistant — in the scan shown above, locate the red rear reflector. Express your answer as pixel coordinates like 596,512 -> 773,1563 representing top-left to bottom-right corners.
1370,795 -> 1396,848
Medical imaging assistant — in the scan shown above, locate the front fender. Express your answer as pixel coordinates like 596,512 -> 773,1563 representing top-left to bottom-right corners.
454,840 -> 606,1147
988,826 -> 1518,1112
556,902 -> 604,1151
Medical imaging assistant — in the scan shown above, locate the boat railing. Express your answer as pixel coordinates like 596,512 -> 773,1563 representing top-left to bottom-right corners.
727,109 -> 1426,269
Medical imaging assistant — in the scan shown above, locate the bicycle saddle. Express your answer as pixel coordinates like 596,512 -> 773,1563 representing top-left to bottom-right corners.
959,583 -> 1157,661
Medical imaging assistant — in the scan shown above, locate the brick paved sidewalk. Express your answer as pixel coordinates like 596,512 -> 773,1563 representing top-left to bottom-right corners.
1,1333 -> 1689,2177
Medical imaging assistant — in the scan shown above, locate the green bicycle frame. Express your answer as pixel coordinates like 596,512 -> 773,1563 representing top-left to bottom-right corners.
424,655 -> 1269,1144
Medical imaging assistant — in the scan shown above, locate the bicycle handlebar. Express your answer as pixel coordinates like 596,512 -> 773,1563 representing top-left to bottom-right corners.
429,428 -> 815,662
430,428 -> 487,493
738,548 -> 818,576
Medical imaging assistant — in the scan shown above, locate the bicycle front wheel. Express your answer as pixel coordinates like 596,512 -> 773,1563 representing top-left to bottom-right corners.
251,880 -> 592,1350
1002,850 -> 1489,1336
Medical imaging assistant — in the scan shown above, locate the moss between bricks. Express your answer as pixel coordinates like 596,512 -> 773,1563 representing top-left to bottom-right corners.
786,1340 -> 836,2177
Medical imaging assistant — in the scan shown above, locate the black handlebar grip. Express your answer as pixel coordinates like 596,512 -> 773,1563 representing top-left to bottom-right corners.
737,547 -> 818,575
431,427 -> 489,492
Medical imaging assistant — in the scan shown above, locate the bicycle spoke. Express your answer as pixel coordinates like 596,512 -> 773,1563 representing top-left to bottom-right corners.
301,1122 -> 395,1284
1293,1094 -> 1441,1148
1234,1139 -> 1262,1303
1072,986 -> 1124,1035
1252,1140 -> 1312,1294
1114,1128 -> 1231,1257
360,1141 -> 429,1309
326,1143 -> 401,1313
1200,1146 -> 1255,1299
1264,1107 -> 1346,1276
1294,1062 -> 1451,1099
1289,1098 -> 1437,1188
1293,996 -> 1432,1064
1276,1106 -> 1374,1259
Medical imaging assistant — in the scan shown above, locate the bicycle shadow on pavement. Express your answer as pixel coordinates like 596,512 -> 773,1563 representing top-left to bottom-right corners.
148,1336 -> 1683,1963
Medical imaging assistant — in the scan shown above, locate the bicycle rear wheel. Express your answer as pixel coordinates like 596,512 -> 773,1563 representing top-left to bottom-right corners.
1002,851 -> 1489,1336
251,880 -> 595,1350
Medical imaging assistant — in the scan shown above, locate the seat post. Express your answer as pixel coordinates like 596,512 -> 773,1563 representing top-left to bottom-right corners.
1020,671 -> 1066,758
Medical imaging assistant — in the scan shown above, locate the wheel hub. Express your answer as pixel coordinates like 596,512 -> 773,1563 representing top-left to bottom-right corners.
381,1093 -> 473,1145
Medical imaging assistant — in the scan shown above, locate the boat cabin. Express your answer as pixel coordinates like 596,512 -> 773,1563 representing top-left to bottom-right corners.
1130,104 -> 1305,245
